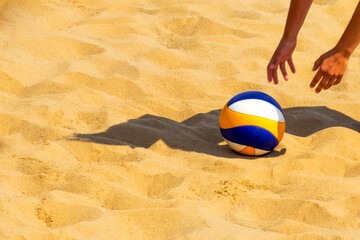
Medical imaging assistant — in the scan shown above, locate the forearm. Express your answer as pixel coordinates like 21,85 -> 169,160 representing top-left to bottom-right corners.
282,0 -> 314,41
335,1 -> 360,57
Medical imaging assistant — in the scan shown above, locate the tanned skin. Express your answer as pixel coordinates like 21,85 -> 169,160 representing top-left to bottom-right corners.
267,0 -> 360,93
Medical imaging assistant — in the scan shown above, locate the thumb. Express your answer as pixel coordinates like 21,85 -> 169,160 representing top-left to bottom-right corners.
312,56 -> 324,71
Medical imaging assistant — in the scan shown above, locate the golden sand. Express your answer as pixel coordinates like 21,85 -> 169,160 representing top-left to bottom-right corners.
0,0 -> 359,239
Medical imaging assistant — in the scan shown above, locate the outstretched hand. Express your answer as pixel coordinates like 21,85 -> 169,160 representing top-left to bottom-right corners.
267,39 -> 297,84
310,48 -> 349,93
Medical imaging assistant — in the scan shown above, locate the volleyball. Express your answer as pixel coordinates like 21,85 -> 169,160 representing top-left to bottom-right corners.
219,91 -> 285,156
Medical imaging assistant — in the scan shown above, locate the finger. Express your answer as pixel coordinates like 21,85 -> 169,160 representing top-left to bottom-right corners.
273,68 -> 279,84
268,61 -> 279,84
333,75 -> 343,85
324,76 -> 336,90
310,70 -> 323,88
288,58 -> 296,73
267,62 -> 278,82
315,76 -> 330,93
280,62 -> 288,81
312,56 -> 324,71
267,67 -> 272,82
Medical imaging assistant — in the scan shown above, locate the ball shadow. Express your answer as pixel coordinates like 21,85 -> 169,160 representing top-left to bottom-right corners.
71,106 -> 359,159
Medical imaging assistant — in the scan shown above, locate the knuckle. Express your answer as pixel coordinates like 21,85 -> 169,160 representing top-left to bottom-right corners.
320,65 -> 327,72
327,69 -> 336,76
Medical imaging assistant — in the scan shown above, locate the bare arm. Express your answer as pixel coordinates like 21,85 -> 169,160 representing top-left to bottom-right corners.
335,2 -> 360,56
282,0 -> 314,41
267,0 -> 313,84
310,1 -> 360,92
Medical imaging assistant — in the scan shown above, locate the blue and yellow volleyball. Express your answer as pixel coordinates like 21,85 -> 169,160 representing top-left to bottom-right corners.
219,91 -> 285,156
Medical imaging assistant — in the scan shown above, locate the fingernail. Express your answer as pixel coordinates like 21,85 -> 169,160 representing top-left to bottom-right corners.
285,76 -> 288,81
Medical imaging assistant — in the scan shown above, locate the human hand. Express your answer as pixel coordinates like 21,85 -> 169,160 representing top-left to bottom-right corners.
267,38 -> 297,84
310,48 -> 349,93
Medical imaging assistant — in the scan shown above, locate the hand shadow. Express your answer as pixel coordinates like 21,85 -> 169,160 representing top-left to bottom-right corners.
285,106 -> 360,137
71,106 -> 359,158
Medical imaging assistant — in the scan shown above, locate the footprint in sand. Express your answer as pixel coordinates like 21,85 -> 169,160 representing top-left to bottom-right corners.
35,192 -> 102,228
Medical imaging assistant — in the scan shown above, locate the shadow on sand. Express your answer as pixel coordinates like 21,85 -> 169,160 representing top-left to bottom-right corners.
71,106 -> 359,159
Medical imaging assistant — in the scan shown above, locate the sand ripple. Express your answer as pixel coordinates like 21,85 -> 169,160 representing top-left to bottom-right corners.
0,0 -> 359,239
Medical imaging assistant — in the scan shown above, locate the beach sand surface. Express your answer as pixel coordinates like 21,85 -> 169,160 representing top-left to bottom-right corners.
0,0 -> 359,239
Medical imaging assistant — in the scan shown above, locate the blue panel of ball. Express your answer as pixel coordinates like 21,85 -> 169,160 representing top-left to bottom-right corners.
220,125 -> 279,151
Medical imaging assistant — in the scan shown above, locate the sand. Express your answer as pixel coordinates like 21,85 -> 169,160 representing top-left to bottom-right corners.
0,0 -> 359,239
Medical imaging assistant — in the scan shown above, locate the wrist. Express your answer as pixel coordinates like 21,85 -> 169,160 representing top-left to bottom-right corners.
334,44 -> 354,59
279,36 -> 297,49
281,34 -> 297,43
